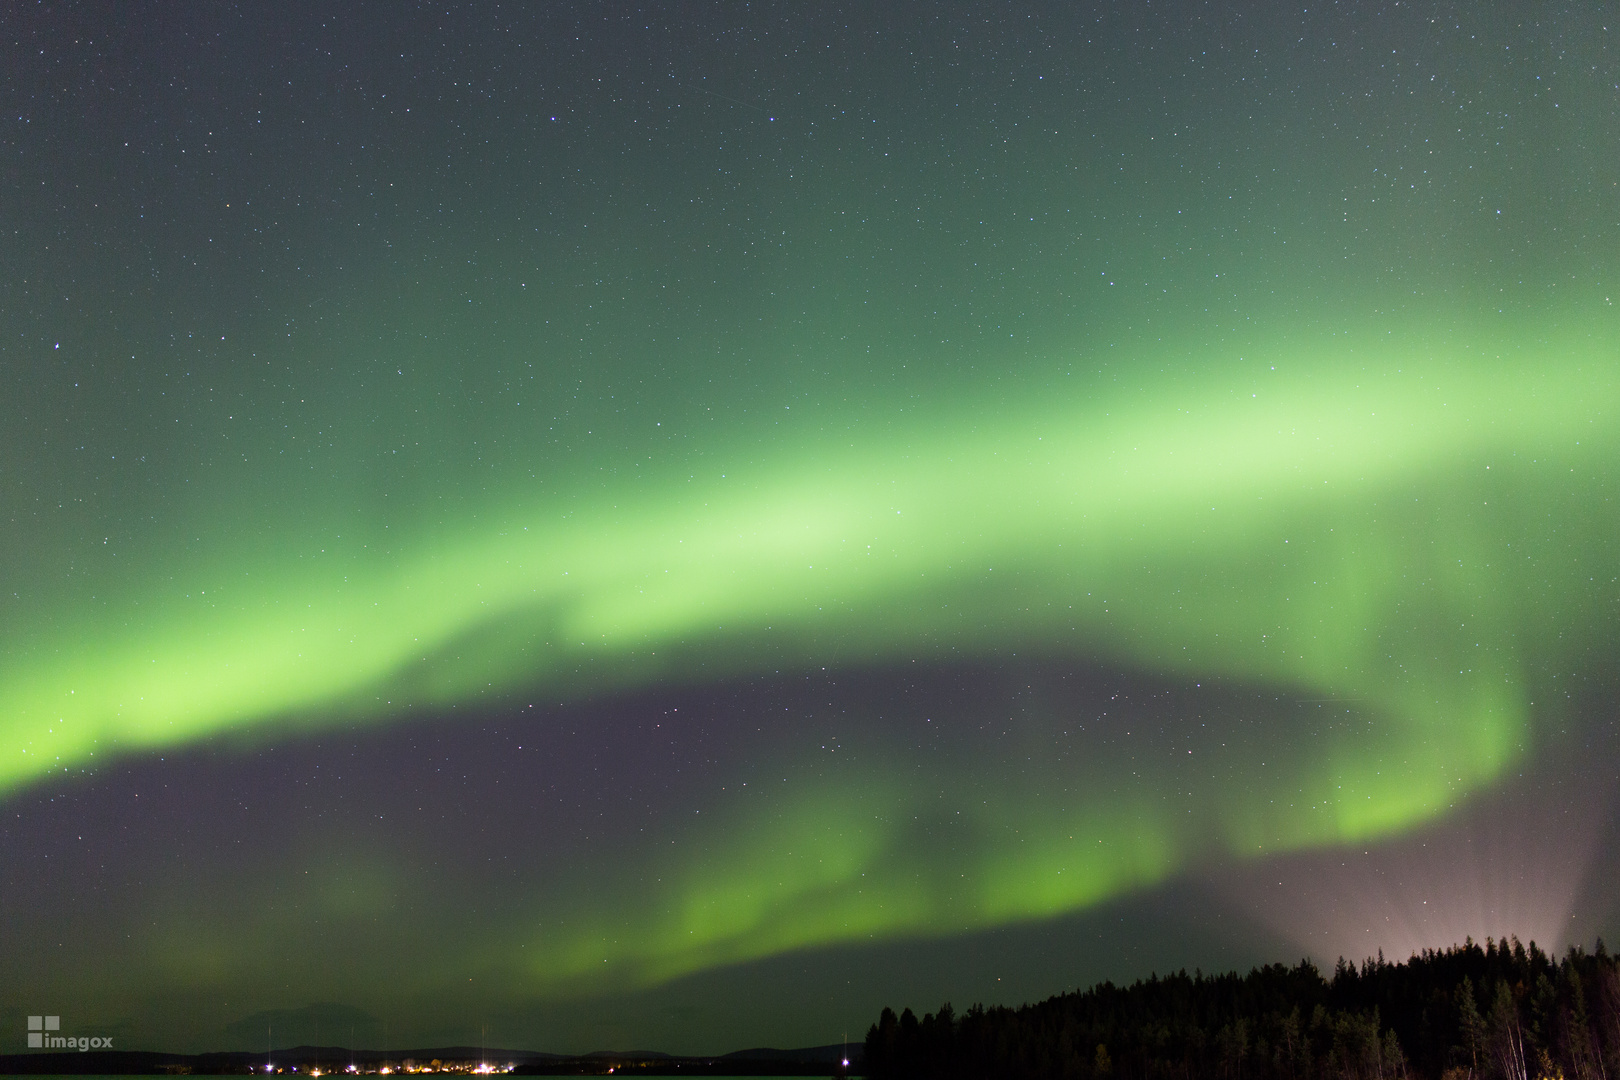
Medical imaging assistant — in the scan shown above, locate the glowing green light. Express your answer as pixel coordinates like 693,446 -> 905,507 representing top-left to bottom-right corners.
3,310 -> 1616,989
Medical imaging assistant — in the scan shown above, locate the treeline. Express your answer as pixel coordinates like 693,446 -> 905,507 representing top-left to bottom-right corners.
865,938 -> 1620,1080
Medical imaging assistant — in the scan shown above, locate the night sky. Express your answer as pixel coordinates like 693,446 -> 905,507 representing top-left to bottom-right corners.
3,0 -> 1619,1058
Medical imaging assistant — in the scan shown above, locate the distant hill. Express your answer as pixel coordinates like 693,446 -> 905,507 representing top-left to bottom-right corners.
0,1041 -> 861,1076
580,1049 -> 672,1060
723,1045 -> 858,1065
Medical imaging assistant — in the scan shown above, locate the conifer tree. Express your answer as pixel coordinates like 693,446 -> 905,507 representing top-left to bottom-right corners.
1460,977 -> 1488,1075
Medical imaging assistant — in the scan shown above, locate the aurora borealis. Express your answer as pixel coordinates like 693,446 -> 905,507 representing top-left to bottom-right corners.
3,0 -> 1619,1058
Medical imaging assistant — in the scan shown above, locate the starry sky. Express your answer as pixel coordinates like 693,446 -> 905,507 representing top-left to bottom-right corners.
3,0 -> 1619,1058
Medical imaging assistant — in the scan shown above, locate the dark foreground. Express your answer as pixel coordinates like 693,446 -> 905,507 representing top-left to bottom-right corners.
0,1045 -> 858,1077
864,937 -> 1619,1080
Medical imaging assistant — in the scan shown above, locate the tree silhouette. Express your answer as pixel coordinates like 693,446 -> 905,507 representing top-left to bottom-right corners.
864,941 -> 1620,1080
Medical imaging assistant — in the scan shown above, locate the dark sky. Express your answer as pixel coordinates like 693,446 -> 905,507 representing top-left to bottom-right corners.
3,0 -> 1618,1057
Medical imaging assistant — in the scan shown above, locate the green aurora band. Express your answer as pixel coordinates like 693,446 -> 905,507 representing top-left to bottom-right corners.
5,302 -> 1617,993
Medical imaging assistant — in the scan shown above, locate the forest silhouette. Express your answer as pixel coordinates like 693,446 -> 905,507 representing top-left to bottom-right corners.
864,938 -> 1620,1080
